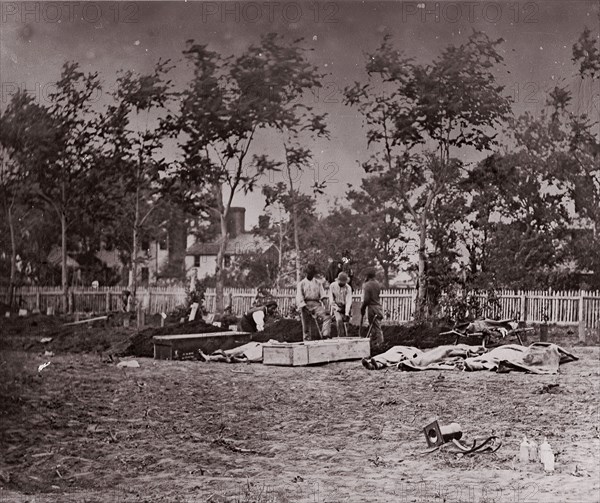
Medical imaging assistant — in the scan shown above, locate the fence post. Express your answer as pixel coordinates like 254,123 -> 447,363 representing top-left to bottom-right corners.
578,290 -> 586,344
105,292 -> 111,313
520,291 -> 527,322
36,291 -> 41,311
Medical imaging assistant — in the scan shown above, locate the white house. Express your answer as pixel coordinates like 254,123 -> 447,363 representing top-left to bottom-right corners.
185,207 -> 276,280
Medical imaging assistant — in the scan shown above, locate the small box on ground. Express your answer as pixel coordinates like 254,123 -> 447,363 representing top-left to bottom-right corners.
263,337 -> 370,366
153,331 -> 251,360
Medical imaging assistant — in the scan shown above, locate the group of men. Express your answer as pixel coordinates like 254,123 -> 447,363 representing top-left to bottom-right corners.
241,260 -> 384,348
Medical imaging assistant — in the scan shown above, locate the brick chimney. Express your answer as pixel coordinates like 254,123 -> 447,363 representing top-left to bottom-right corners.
226,207 -> 245,237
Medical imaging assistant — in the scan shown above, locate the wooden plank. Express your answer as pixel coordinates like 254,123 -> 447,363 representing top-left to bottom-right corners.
64,315 -> 108,326
263,338 -> 370,366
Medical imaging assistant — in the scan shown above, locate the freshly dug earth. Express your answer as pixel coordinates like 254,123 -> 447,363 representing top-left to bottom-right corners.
0,315 -> 229,358
257,318 -> 518,353
0,347 -> 598,502
0,315 -> 591,361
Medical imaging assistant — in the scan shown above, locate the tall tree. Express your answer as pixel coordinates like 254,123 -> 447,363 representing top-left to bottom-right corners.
99,61 -> 173,301
174,34 -> 326,314
345,32 -> 511,318
0,92 -> 55,302
4,65 -> 102,311
347,173 -> 407,287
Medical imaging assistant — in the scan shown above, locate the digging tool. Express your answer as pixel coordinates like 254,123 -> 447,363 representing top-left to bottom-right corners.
310,311 -> 323,339
365,318 -> 376,339
359,313 -> 365,338
364,313 -> 384,340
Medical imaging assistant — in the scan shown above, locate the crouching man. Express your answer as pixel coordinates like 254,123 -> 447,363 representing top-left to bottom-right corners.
239,300 -> 278,333
296,264 -> 332,340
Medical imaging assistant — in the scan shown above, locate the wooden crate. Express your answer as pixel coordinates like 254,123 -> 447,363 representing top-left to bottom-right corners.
153,331 -> 251,360
263,337 -> 370,366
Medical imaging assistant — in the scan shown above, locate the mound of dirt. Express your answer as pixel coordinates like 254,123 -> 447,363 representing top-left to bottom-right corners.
253,318 -> 305,343
250,318 -> 482,354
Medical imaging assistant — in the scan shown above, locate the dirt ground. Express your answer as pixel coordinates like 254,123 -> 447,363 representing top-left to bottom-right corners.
1,316 -> 599,502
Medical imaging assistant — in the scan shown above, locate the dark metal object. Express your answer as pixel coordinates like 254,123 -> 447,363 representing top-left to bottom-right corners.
423,420 -> 463,447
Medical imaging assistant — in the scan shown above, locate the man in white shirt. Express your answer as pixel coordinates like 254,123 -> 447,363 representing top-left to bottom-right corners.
329,272 -> 352,337
240,300 -> 278,333
296,264 -> 332,340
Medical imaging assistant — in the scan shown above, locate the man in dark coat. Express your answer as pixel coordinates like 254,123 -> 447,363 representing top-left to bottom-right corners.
360,269 -> 384,347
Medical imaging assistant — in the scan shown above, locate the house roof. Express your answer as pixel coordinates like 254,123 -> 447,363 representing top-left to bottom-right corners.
186,233 -> 273,256
47,247 -> 80,268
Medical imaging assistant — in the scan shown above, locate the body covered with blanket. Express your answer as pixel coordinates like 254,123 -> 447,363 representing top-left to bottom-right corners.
362,342 -> 577,374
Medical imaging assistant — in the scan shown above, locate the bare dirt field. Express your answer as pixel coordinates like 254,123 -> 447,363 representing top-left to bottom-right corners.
1,318 -> 599,503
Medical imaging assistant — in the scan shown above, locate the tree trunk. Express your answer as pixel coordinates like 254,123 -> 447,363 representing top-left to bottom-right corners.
291,205 -> 300,283
214,184 -> 228,316
286,164 -> 301,283
215,212 -> 228,316
381,263 -> 390,288
7,200 -> 17,307
130,183 -> 140,311
61,210 -> 68,313
277,221 -> 284,288
416,218 -> 428,320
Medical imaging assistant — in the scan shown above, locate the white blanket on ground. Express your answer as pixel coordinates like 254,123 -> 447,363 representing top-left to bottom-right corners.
397,344 -> 485,371
362,343 -> 577,374
464,342 -> 578,374
200,341 -> 276,363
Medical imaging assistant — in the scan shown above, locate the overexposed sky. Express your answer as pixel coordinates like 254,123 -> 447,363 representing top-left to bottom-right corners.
1,0 -> 598,229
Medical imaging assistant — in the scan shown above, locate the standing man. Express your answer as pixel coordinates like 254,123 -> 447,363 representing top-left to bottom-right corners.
329,272 -> 352,337
361,269 -> 384,347
240,300 -> 278,333
296,264 -> 332,340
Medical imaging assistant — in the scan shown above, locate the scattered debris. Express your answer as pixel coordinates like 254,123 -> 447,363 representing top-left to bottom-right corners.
368,455 -> 389,467
213,437 -> 257,454
44,351 -> 54,357
538,383 -> 561,394
117,360 -> 140,368
40,337 -> 53,344
571,465 -> 590,477
291,475 -> 304,483
37,362 -> 51,373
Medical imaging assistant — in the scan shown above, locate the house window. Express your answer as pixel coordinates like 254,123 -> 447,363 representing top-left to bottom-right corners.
141,238 -> 150,251
141,267 -> 149,284
224,255 -> 231,268
194,255 -> 201,268
159,238 -> 167,250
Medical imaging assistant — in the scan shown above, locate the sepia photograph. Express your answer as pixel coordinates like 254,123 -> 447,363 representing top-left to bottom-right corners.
0,0 -> 599,501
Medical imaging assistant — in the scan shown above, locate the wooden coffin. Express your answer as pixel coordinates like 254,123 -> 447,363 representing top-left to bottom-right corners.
263,337 -> 370,366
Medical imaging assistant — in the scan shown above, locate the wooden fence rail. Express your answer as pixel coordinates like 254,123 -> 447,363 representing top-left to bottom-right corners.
2,286 -> 599,339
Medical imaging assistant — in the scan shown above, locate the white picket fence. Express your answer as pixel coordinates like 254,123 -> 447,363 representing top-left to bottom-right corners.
2,286 -> 599,331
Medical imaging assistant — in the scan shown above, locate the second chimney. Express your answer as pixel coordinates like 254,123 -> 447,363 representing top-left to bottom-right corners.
227,207 -> 245,237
